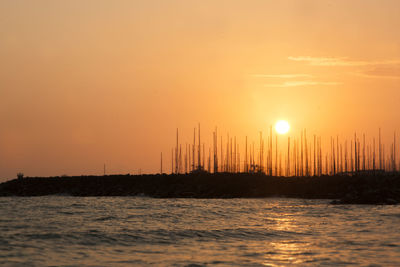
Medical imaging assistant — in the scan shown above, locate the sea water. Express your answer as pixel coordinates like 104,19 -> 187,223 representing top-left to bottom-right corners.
1,197 -> 400,266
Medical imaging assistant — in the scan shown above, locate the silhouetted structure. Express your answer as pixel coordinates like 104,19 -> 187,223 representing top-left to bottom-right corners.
164,125 -> 400,177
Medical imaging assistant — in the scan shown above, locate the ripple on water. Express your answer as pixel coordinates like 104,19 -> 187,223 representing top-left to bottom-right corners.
1,197 -> 400,266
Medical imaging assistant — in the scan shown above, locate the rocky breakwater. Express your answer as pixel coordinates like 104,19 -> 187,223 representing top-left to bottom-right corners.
331,175 -> 400,205
0,173 -> 400,204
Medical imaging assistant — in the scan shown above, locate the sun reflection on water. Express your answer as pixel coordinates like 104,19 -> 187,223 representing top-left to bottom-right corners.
263,242 -> 307,266
261,204 -> 316,266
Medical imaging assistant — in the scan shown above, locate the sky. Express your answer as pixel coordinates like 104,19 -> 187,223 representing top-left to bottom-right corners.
1,0 -> 400,180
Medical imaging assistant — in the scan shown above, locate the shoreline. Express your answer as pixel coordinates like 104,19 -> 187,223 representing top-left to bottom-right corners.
1,173 -> 400,204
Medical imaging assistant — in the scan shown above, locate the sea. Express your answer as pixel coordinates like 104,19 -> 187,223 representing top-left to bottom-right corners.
1,197 -> 400,266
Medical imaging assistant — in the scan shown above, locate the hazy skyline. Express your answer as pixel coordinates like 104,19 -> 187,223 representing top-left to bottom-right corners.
1,0 -> 400,180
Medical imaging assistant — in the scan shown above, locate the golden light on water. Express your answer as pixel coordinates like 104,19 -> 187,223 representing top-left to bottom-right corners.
275,120 -> 290,135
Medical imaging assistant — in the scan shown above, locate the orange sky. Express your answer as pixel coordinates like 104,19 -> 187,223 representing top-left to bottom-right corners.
1,0 -> 400,180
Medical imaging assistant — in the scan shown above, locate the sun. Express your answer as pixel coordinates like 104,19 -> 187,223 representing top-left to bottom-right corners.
275,120 -> 290,134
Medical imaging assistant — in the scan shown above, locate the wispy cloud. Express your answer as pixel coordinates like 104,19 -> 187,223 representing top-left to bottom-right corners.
357,65 -> 400,79
288,56 -> 400,66
252,74 -> 313,78
253,72 -> 340,87
264,81 -> 341,87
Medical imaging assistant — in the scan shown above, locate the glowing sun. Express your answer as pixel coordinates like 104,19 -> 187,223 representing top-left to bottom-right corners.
275,120 -> 290,134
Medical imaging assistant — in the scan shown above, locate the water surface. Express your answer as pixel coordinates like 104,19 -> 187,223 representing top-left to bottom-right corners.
1,197 -> 399,266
